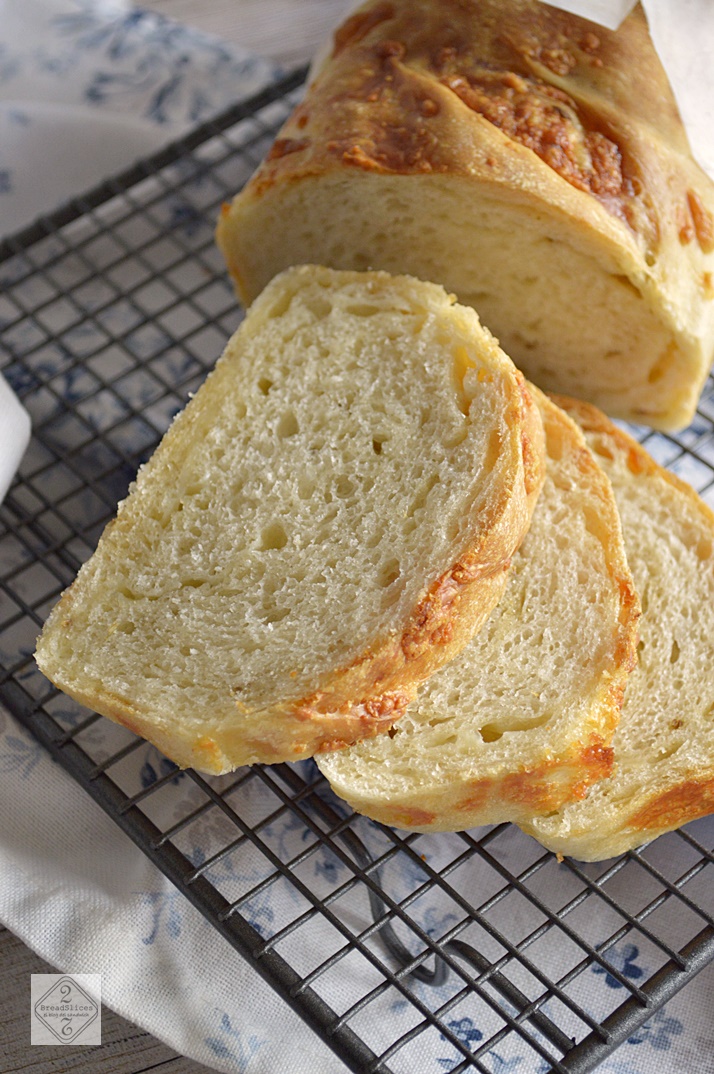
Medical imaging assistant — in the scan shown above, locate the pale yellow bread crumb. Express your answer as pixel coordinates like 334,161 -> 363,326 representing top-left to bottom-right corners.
35,265 -> 544,773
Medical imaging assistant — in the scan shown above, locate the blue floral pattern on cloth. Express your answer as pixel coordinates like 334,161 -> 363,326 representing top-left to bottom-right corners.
0,0 -> 277,238
51,4 -> 273,126
626,1007 -> 684,1051
0,728 -> 43,780
139,890 -> 185,945
0,0 -> 276,130
140,746 -> 184,790
205,1011 -> 265,1072
593,942 -> 646,990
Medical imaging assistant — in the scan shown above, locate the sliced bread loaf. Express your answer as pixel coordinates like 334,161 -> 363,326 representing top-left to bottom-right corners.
35,265 -> 544,773
316,388 -> 639,830
521,399 -> 714,860
216,0 -> 714,431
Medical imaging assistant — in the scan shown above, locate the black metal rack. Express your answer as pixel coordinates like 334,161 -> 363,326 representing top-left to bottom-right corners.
1,70 -> 713,1074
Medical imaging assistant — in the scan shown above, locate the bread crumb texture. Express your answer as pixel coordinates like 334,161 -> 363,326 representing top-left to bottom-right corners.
35,265 -> 543,772
521,399 -> 714,860
318,388 -> 639,830
218,0 -> 714,432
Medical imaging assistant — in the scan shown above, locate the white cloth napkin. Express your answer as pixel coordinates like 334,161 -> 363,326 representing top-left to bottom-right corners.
0,0 -> 276,507
642,0 -> 714,181
545,0 -> 637,30
0,373 -> 30,502
2,711 -> 713,1073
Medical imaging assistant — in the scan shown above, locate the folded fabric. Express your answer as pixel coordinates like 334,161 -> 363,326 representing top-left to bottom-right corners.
0,374 -> 30,504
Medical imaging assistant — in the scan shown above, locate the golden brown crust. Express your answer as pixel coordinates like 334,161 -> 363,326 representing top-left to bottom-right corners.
517,396 -> 714,859
217,0 -> 714,434
36,464 -> 532,775
551,392 -> 714,533
318,390 -> 640,831
44,425 -> 541,776
224,0 -> 711,255
36,270 -> 547,776
366,734 -> 617,833
628,778 -> 714,834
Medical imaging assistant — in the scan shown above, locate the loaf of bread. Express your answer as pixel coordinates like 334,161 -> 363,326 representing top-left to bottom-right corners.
521,399 -> 714,860
35,265 -> 544,773
216,0 -> 714,431
317,388 -> 639,830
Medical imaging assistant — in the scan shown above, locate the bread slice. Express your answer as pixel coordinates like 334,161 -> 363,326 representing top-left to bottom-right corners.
521,399 -> 714,860
216,0 -> 714,431
35,265 -> 545,773
316,388 -> 639,830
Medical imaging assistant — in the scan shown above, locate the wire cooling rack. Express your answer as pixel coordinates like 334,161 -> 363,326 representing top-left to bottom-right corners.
2,70 -> 714,1074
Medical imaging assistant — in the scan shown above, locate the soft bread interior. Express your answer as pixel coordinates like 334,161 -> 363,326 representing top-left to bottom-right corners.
35,266 -> 541,771
317,389 -> 639,830
522,402 -> 714,860
225,173 -> 703,431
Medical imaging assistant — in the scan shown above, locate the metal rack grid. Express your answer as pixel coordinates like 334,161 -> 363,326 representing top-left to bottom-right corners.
1,70 -> 714,1074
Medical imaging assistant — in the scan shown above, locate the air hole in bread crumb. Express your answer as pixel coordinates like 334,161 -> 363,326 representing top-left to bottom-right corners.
372,436 -> 387,455
263,606 -> 290,624
612,273 -> 641,298
485,428 -> 502,473
346,303 -> 382,317
591,440 -> 615,461
583,506 -> 607,544
670,639 -> 681,664
656,740 -> 682,761
298,475 -> 315,500
335,475 -> 353,499
479,725 -> 503,743
258,377 -> 273,395
277,410 -> 299,438
648,341 -> 677,384
267,290 -> 294,319
263,576 -> 281,597
260,522 -> 288,550
452,345 -> 477,416
378,558 -> 401,588
407,474 -> 440,517
544,425 -> 565,462
445,427 -> 468,449
697,536 -> 713,560
305,294 -> 332,319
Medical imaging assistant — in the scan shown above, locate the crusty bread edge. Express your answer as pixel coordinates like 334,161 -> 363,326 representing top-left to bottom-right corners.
516,395 -> 714,860
319,389 -> 640,830
35,281 -> 546,774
